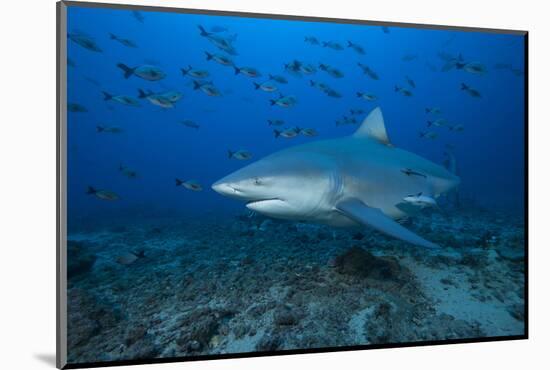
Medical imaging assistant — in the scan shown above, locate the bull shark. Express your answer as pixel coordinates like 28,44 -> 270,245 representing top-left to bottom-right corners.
212,107 -> 459,248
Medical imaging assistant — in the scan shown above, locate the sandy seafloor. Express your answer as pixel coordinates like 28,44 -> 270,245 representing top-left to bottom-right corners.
66,206 -> 525,364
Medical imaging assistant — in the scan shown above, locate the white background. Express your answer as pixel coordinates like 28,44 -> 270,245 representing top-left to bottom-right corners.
1,0 -> 548,369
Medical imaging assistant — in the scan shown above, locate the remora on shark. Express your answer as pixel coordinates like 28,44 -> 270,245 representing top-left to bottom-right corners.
212,107 -> 460,248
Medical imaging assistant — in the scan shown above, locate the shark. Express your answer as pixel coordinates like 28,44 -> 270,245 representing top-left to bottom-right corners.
212,107 -> 460,248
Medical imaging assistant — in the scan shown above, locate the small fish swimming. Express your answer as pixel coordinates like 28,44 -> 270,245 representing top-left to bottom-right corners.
102,91 -> 140,107
180,120 -> 200,129
119,165 -> 138,179
284,60 -> 303,77
462,62 -> 487,75
161,91 -> 183,103
304,36 -> 320,45
405,75 -> 416,88
419,131 -> 438,139
180,65 -> 209,78
109,33 -> 138,48
138,89 -> 176,108
268,74 -> 288,84
347,41 -> 365,54
325,88 -> 342,98
460,83 -> 481,98
132,10 -> 144,23
322,41 -> 344,50
274,127 -> 299,139
267,119 -> 285,126
349,109 -> 366,116
402,54 -> 418,62
117,63 -> 166,81
198,25 -> 238,55
175,178 -> 203,191
298,127 -> 318,137
381,26 -> 390,34
86,186 -> 119,201
68,31 -> 102,52
425,107 -> 442,114
401,168 -> 427,179
335,116 -> 358,126
228,149 -> 252,160
448,124 -> 465,132
427,119 -> 447,127
319,63 -> 344,78
270,93 -> 297,108
192,80 -> 222,97
403,192 -> 437,208
97,125 -> 123,134
357,63 -> 379,80
309,80 -> 330,92
67,103 -> 87,112
441,53 -> 466,72
253,81 -> 278,92
234,66 -> 261,78
300,63 -> 317,75
84,76 -> 100,86
356,92 -> 377,101
310,81 -> 341,98
395,85 -> 413,97
205,51 -> 233,66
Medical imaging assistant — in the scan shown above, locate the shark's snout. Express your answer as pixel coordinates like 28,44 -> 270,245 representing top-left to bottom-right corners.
211,181 -> 235,196
211,179 -> 249,200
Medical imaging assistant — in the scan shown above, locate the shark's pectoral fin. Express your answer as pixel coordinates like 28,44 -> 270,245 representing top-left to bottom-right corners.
336,199 -> 439,249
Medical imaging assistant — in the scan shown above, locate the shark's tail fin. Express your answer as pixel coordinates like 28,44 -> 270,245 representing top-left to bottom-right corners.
273,129 -> 281,138
205,51 -> 213,60
175,178 -> 183,186
227,150 -> 234,158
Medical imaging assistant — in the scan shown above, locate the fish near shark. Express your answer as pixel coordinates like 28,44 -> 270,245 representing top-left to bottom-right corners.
212,107 -> 460,248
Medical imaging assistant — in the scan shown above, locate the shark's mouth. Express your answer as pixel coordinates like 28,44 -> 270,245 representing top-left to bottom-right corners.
246,198 -> 281,207
246,198 -> 284,212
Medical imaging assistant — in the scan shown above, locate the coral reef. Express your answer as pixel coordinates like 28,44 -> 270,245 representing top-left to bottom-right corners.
66,207 -> 525,363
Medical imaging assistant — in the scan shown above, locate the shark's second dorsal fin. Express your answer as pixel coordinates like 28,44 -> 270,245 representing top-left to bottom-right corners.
353,107 -> 391,145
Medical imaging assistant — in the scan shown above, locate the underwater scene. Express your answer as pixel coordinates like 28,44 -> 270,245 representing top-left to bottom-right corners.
65,4 -> 526,365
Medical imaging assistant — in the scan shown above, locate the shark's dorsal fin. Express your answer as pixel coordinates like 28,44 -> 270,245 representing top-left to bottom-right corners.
353,107 -> 391,145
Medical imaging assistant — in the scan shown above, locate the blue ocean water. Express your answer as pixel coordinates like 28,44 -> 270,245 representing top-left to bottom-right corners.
66,6 -> 525,224
64,5 -> 526,364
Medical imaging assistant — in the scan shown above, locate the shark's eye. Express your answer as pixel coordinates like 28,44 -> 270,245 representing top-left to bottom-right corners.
254,177 -> 262,186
